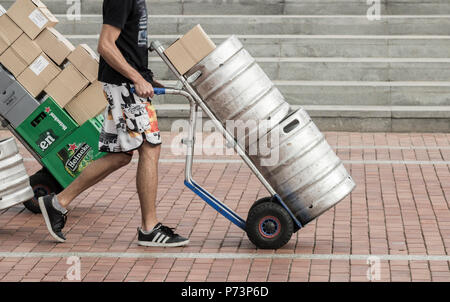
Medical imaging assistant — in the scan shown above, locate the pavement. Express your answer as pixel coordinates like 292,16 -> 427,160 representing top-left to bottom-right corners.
0,130 -> 450,282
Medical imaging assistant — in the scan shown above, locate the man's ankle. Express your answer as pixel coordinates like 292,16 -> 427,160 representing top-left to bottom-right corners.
56,193 -> 71,209
52,195 -> 68,214
141,222 -> 159,233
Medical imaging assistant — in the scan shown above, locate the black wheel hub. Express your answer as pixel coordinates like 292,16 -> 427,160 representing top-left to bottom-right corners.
262,220 -> 277,235
259,216 -> 281,238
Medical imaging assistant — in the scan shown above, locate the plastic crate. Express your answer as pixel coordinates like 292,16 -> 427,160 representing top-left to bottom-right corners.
41,117 -> 106,188
15,97 -> 78,158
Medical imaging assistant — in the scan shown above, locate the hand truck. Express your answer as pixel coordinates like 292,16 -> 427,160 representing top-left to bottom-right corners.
149,41 -> 303,249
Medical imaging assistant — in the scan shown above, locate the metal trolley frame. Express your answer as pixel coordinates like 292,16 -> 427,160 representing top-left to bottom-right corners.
149,41 -> 303,249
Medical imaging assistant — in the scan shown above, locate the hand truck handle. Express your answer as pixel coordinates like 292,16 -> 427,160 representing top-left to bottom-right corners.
130,87 -> 166,95
153,87 -> 166,95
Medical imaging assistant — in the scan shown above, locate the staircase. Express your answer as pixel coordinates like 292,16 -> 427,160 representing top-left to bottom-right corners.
2,0 -> 450,132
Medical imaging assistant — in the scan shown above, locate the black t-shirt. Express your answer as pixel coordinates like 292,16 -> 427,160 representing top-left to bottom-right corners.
98,0 -> 153,85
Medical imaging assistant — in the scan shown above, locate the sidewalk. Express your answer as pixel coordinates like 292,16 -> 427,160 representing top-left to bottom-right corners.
0,130 -> 449,282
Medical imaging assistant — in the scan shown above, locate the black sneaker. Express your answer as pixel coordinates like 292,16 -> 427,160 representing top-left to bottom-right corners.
38,194 -> 67,243
138,223 -> 189,247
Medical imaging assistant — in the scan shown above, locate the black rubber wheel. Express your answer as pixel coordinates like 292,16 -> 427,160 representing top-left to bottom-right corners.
249,196 -> 273,212
251,196 -> 301,233
246,201 -> 294,249
23,169 -> 63,214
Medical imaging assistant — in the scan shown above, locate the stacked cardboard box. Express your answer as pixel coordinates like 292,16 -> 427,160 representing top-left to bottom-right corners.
35,27 -> 75,65
0,33 -> 41,77
65,81 -> 107,125
1,1 -> 217,130
0,0 -> 108,128
45,64 -> 89,107
0,10 -> 22,56
0,0 -> 60,99
7,0 -> 58,39
62,44 -> 107,125
19,54 -> 61,97
67,44 -> 99,83
164,24 -> 216,75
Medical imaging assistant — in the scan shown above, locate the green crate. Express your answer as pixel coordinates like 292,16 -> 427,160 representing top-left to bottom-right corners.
16,97 -> 78,158
41,117 -> 106,188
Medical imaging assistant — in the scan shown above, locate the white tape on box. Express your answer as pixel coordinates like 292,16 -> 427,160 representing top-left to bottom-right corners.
28,9 -> 48,29
30,55 -> 49,76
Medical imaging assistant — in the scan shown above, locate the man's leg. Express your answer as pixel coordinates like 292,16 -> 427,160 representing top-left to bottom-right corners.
58,152 -> 133,208
135,141 -> 189,247
39,152 -> 132,242
136,142 -> 160,231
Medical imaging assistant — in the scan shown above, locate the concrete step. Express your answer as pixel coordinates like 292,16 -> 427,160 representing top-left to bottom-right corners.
147,57 -> 450,81
55,15 -> 450,36
67,34 -> 450,58
2,0 -> 450,15
152,80 -> 450,107
154,104 -> 450,132
388,0 -> 450,15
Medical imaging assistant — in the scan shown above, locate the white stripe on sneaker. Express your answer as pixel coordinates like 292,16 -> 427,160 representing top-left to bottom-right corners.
152,233 -> 161,242
157,235 -> 166,243
163,237 -> 170,244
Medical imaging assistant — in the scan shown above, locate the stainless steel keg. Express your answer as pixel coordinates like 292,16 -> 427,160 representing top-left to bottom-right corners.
185,35 -> 290,139
185,36 -> 355,225
0,137 -> 34,210
249,108 -> 356,225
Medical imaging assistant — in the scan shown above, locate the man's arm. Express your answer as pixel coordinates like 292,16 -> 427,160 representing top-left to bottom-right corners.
97,24 -> 154,98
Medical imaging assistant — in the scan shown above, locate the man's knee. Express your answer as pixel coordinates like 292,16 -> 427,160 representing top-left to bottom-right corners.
109,153 -> 133,168
138,142 -> 161,159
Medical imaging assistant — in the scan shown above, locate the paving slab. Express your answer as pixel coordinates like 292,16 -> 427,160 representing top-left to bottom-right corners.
0,130 -> 449,282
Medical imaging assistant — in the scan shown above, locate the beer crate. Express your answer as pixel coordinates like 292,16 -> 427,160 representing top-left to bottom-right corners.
15,97 -> 78,157
41,117 -> 106,187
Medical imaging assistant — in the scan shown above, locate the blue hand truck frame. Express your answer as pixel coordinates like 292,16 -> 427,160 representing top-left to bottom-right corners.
148,41 -> 303,238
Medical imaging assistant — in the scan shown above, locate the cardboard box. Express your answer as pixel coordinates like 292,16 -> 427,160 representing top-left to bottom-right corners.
0,33 -> 41,77
0,14 -> 23,55
7,0 -> 58,39
45,64 -> 89,107
36,27 -> 75,65
17,53 -> 61,97
65,81 -> 108,125
12,33 -> 41,64
0,47 -> 28,77
164,25 -> 216,75
67,44 -> 99,83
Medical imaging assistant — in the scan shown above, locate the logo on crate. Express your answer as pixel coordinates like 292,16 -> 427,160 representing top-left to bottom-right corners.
36,129 -> 59,152
57,142 -> 93,177
46,107 -> 68,131
31,107 -> 67,131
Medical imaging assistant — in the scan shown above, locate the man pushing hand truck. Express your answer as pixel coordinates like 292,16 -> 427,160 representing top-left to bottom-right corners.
38,0 -> 190,247
38,0 -> 355,251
